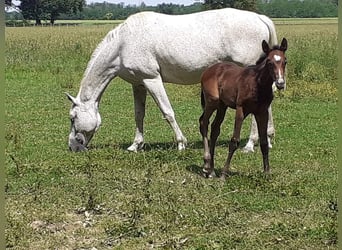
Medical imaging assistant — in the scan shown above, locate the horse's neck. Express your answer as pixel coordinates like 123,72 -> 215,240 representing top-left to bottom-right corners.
78,69 -> 114,103
78,31 -> 120,103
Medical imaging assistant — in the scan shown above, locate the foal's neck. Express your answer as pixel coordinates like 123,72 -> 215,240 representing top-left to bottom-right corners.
257,63 -> 274,89
255,63 -> 274,101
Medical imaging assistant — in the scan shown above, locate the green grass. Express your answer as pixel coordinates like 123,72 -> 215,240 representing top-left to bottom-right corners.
5,20 -> 337,249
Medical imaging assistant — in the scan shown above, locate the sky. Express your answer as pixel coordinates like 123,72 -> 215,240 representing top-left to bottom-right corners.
10,0 -> 199,8
86,0 -> 200,6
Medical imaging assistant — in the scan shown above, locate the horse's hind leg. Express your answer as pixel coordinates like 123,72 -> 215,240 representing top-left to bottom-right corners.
221,106 -> 244,180
208,103 -> 227,177
266,105 -> 275,148
243,105 -> 275,153
127,84 -> 147,152
143,77 -> 187,150
242,114 -> 258,153
199,103 -> 216,178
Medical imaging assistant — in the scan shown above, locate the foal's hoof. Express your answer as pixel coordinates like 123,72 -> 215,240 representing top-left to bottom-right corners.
220,174 -> 227,181
202,169 -> 216,178
263,169 -> 271,174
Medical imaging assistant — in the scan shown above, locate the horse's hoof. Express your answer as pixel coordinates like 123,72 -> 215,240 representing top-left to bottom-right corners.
127,142 -> 144,152
127,145 -> 137,152
242,140 -> 255,153
178,142 -> 186,151
242,145 -> 254,153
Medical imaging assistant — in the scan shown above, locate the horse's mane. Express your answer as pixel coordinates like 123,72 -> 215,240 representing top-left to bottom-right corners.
84,26 -> 121,77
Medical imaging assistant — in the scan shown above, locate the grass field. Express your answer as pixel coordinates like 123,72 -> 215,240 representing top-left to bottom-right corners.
5,19 -> 337,249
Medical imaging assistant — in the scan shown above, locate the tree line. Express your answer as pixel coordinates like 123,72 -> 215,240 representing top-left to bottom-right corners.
5,0 -> 338,26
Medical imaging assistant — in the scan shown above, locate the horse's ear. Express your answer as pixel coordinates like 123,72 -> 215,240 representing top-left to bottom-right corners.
262,40 -> 270,54
65,92 -> 79,106
280,38 -> 287,52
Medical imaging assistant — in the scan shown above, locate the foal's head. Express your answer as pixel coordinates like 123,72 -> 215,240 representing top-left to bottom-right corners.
261,38 -> 287,90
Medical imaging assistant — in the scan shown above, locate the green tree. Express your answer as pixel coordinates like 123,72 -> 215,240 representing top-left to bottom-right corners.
104,12 -> 113,20
156,3 -> 176,14
203,0 -> 257,11
256,0 -> 337,18
19,0 -> 85,25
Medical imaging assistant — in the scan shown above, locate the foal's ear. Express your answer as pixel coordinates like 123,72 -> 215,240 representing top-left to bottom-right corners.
280,38 -> 287,52
262,40 -> 270,54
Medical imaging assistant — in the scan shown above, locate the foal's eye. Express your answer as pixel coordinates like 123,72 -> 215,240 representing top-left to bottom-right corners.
284,59 -> 287,65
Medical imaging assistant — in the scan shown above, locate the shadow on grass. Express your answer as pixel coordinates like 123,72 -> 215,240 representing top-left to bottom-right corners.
90,138 -> 251,152
185,164 -> 242,179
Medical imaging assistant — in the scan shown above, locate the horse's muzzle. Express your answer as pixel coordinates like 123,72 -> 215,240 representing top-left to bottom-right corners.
275,79 -> 286,90
68,133 -> 88,152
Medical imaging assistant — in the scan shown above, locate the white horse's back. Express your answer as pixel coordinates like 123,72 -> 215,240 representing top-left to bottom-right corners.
115,8 -> 277,84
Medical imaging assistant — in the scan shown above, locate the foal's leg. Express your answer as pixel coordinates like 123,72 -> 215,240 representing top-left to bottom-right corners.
199,102 -> 217,178
243,105 -> 275,153
221,107 -> 245,180
143,77 -> 187,150
208,103 -> 227,177
255,111 -> 270,173
127,84 -> 147,152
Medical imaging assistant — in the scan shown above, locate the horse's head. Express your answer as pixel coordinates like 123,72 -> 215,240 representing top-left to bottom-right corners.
66,93 -> 101,152
262,38 -> 287,90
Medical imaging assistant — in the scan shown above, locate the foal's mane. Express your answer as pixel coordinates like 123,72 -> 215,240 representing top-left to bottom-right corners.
255,44 -> 282,65
244,44 -> 282,81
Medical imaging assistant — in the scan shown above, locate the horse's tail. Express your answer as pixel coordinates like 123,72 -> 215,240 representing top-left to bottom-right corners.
258,14 -> 278,47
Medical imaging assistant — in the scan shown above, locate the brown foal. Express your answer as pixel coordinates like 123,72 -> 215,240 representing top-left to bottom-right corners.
199,38 -> 288,179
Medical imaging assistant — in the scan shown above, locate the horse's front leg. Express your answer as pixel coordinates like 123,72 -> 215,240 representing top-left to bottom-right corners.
221,106 -> 244,180
255,110 -> 270,173
243,105 -> 275,153
127,84 -> 147,152
143,77 -> 187,150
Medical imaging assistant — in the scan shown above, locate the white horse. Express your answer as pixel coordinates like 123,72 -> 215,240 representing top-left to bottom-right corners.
66,8 -> 282,152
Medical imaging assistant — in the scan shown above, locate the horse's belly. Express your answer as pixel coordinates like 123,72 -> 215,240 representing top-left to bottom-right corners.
160,67 -> 203,84
158,55 -> 227,84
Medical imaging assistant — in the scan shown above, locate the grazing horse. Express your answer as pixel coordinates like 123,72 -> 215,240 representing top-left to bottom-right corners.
66,8 -> 280,152
199,38 -> 287,179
